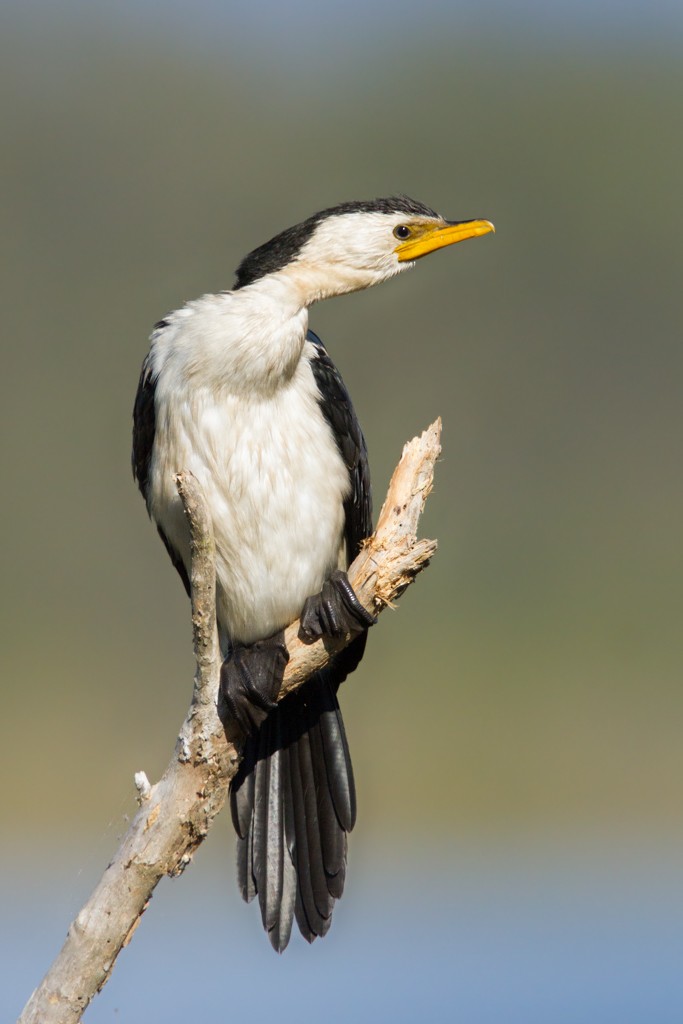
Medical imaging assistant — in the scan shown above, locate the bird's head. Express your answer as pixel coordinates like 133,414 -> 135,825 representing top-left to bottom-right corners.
234,196 -> 494,304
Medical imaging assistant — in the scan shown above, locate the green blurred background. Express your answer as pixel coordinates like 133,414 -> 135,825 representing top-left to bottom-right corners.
3,1 -> 683,1019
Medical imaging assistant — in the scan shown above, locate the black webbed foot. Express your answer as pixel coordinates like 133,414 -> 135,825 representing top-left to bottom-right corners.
220,632 -> 289,736
299,569 -> 376,643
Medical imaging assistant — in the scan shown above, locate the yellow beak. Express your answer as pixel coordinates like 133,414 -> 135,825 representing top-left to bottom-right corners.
395,218 -> 495,262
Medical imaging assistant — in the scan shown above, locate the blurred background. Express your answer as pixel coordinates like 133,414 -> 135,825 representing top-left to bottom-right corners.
2,1 -> 682,1020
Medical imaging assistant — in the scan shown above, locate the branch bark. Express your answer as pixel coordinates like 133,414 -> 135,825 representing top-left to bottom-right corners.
19,418 -> 442,1024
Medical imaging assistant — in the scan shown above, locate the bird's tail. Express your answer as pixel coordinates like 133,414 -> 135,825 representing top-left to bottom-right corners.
229,639 -> 364,952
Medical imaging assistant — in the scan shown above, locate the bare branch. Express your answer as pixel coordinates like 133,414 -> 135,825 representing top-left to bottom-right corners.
19,418 -> 442,1023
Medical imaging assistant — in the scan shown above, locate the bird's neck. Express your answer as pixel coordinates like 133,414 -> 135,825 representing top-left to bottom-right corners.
271,259 -> 386,305
161,261 -> 382,399
227,276 -> 310,390
151,286 -> 305,401
212,265 -> 366,393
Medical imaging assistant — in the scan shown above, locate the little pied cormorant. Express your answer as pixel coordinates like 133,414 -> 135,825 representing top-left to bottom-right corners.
132,196 -> 493,951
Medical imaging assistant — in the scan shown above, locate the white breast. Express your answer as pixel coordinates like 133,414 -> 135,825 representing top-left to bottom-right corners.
148,345 -> 350,646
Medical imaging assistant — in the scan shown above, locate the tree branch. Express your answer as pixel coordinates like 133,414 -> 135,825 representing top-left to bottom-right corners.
19,418 -> 442,1024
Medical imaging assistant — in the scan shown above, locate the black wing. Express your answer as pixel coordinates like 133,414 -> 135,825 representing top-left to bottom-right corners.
132,353 -> 156,502
132,350 -> 191,597
306,329 -> 372,559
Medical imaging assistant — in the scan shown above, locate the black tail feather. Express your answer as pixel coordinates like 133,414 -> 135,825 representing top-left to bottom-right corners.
230,648 -> 360,952
318,692 -> 356,833
288,729 -> 330,940
307,708 -> 347,881
235,814 -> 256,904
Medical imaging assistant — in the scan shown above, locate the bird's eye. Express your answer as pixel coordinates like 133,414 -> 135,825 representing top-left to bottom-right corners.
393,225 -> 411,240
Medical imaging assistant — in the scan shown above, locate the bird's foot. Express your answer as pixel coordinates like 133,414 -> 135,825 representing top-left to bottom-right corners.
299,569 -> 376,642
220,632 -> 289,736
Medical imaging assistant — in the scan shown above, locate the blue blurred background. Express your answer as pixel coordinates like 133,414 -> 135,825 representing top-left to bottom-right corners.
3,1 -> 683,1020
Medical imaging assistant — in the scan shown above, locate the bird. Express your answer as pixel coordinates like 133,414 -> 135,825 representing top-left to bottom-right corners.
132,196 -> 493,951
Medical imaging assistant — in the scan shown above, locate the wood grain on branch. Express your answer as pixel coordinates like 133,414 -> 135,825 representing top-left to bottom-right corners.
19,418 -> 442,1024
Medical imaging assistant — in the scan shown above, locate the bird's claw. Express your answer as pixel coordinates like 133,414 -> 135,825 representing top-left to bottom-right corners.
220,634 -> 289,736
299,569 -> 376,643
